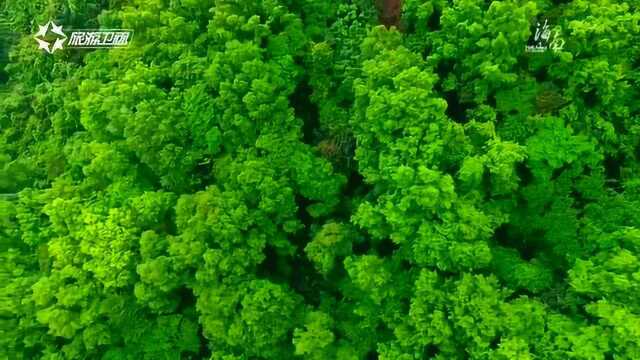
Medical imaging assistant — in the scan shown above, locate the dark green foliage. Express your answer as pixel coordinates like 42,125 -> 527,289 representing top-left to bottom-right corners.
2,0 -> 640,359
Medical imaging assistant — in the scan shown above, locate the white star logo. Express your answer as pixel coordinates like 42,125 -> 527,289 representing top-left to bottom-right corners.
35,38 -> 51,52
35,24 -> 49,37
50,22 -> 65,37
51,38 -> 65,52
33,21 -> 67,54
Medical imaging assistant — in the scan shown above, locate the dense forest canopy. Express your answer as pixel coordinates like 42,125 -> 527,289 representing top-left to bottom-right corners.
2,0 -> 640,359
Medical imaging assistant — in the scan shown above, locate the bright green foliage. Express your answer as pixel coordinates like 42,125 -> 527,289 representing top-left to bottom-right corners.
305,222 -> 354,276
2,0 -> 640,359
293,311 -> 336,359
